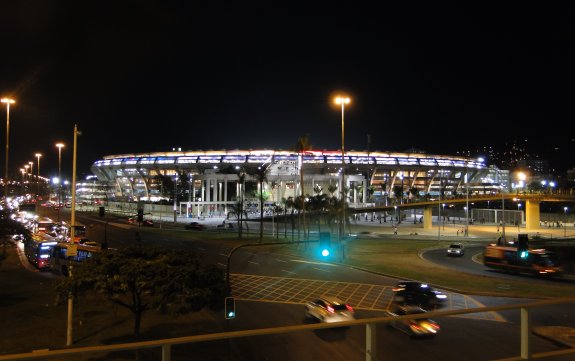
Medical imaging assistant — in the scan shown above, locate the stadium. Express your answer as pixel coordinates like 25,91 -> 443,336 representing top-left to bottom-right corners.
90,149 -> 507,216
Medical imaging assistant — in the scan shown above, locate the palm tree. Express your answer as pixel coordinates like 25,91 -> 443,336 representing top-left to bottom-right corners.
252,166 -> 268,243
227,201 -> 249,239
294,134 -> 312,238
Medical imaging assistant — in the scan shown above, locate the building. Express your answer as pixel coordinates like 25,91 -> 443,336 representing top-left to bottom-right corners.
91,149 -> 507,217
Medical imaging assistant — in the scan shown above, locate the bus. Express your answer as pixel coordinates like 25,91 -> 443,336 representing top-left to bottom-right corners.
483,244 -> 563,277
24,233 -> 59,270
50,242 -> 102,276
34,217 -> 57,235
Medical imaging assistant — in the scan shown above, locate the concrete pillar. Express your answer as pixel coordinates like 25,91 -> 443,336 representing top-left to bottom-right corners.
423,206 -> 433,229
525,200 -> 541,231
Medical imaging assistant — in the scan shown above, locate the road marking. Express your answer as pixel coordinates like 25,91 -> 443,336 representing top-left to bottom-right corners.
312,267 -> 330,272
248,261 -> 259,265
275,259 -> 288,263
230,274 -> 506,322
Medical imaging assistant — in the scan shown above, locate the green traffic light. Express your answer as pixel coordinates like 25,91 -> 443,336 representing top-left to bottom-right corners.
321,249 -> 330,257
520,251 -> 528,258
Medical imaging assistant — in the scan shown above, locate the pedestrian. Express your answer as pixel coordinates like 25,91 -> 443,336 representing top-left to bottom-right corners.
457,229 -> 459,236
393,226 -> 398,235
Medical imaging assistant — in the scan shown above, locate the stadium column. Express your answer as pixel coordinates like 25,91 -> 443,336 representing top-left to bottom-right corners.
525,200 -> 541,231
423,206 -> 433,229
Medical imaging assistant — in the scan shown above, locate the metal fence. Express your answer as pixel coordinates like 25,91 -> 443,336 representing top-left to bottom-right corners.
1,297 -> 574,361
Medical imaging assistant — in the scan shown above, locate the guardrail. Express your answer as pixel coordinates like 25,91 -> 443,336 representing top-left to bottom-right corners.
1,297 -> 574,361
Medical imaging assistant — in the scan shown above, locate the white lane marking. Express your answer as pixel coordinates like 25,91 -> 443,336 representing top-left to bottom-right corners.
248,261 -> 259,265
290,259 -> 337,267
312,267 -> 330,273
282,269 -> 297,275
217,262 -> 226,268
275,259 -> 288,263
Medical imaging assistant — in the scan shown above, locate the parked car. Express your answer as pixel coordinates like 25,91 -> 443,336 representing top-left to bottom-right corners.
385,305 -> 440,338
185,222 -> 207,231
392,281 -> 447,309
304,296 -> 355,323
446,242 -> 465,257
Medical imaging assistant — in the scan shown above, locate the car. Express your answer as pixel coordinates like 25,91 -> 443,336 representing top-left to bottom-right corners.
384,305 -> 440,338
141,219 -> 154,227
127,218 -> 153,226
304,296 -> 355,323
446,242 -> 465,256
185,222 -> 207,231
392,281 -> 447,309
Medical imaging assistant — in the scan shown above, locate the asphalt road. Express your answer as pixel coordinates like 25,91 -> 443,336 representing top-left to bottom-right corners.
5,207 -> 570,360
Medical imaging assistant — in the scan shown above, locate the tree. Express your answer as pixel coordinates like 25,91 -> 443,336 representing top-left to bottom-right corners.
294,135 -> 312,238
251,166 -> 269,242
55,246 -> 227,339
227,200 -> 249,239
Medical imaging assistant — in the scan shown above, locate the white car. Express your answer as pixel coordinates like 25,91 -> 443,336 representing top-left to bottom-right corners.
304,296 -> 355,323
385,305 -> 440,338
446,243 -> 464,257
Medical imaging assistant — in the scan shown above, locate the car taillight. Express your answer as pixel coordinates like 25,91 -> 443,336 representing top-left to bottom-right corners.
327,306 -> 335,313
346,304 -> 354,312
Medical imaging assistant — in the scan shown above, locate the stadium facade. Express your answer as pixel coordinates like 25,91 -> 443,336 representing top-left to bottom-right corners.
91,149 -> 508,216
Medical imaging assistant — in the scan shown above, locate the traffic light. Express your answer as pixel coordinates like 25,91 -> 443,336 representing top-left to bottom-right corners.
319,232 -> 331,257
517,233 -> 528,259
225,297 -> 235,319
137,209 -> 144,222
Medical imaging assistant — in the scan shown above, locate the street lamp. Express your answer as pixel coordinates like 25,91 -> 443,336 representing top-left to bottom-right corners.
564,207 -> 569,238
517,172 -> 526,194
56,143 -> 65,205
517,201 -> 522,232
335,95 -> 350,259
35,153 -> 42,195
442,203 -> 446,230
1,97 -> 15,198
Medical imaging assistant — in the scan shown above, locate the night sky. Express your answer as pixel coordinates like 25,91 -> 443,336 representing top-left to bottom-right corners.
1,3 -> 574,179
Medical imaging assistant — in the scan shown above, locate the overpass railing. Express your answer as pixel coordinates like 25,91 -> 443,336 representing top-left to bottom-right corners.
0,297 -> 574,361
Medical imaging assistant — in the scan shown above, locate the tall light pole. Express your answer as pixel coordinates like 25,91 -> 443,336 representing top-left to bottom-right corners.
28,161 -> 34,192
564,207 -> 569,238
56,143 -> 65,205
2,98 -> 15,198
35,153 -> 42,196
335,96 -> 350,260
67,124 -> 81,346
465,171 -> 469,237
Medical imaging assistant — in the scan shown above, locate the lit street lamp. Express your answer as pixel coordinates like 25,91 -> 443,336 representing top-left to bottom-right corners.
56,143 -> 65,205
564,207 -> 569,238
35,153 -> 42,195
1,97 -> 15,198
517,202 -> 522,232
335,95 -> 350,260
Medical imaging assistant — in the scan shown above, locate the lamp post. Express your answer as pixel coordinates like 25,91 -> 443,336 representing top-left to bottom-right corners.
517,202 -> 522,232
2,98 -> 15,198
56,143 -> 65,205
28,161 -> 34,194
517,172 -> 526,195
564,207 -> 569,238
465,172 -> 469,237
335,96 -> 350,260
442,203 -> 446,231
35,153 -> 42,195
